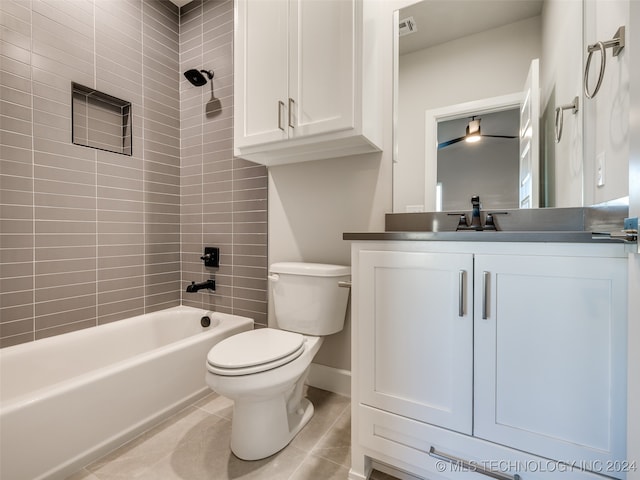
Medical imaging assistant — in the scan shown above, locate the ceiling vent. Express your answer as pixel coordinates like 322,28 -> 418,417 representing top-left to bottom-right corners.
398,16 -> 417,37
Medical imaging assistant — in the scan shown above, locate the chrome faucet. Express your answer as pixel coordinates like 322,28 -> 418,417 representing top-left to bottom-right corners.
186,279 -> 216,293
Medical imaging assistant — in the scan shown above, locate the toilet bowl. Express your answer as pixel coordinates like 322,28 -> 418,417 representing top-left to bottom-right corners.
205,262 -> 350,460
206,331 -> 323,460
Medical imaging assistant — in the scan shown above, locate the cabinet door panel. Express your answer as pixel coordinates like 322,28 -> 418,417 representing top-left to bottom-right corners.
235,0 -> 288,147
474,254 -> 627,468
358,250 -> 473,434
289,0 -> 354,137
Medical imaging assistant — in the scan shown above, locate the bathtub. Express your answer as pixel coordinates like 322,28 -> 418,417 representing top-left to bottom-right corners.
0,306 -> 253,480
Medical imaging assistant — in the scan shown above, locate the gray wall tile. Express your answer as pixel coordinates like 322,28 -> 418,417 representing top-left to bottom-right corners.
0,0 -> 268,345
1,41 -> 30,66
35,318 -> 96,340
0,0 -> 181,345
0,304 -> 33,326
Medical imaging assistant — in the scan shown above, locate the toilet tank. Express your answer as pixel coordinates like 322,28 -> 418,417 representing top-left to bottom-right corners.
269,262 -> 351,336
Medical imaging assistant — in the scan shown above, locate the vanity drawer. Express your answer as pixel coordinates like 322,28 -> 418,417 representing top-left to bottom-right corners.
358,405 -> 617,480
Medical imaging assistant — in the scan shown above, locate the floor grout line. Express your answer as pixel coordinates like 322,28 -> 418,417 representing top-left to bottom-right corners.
67,387 -> 381,480
286,396 -> 352,480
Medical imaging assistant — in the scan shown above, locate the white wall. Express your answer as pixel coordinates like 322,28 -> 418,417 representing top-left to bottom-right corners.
395,16 -> 542,212
627,0 -> 640,474
267,0 -> 405,372
583,0 -> 630,205
268,154 -> 388,369
541,0 -> 584,207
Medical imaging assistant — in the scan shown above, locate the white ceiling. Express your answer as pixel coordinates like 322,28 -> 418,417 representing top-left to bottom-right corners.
169,1 -> 543,51
399,0 -> 544,56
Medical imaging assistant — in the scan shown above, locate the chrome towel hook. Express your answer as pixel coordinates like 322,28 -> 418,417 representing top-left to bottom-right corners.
554,96 -> 579,143
584,26 -> 625,99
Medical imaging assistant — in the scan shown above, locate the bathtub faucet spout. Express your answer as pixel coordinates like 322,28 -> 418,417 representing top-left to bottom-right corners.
186,279 -> 216,293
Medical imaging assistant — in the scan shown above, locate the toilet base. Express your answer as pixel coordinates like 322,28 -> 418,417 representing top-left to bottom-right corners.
230,395 -> 314,461
206,336 -> 325,461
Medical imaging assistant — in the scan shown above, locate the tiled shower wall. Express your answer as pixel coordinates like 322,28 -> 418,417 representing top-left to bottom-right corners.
1,0 -> 182,347
179,0 -> 268,326
0,0 -> 268,348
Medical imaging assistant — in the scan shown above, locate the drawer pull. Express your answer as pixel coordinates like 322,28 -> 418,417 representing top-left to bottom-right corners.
288,98 -> 295,128
458,270 -> 466,317
482,271 -> 490,320
428,447 -> 521,480
278,101 -> 285,131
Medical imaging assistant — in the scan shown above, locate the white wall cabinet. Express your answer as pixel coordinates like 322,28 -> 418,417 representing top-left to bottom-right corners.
351,241 -> 628,480
234,0 -> 382,166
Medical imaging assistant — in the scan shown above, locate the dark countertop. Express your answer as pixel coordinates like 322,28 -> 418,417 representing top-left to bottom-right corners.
343,231 -> 628,243
343,205 -> 635,244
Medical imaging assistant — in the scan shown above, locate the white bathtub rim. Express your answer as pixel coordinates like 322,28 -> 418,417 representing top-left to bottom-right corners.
0,306 -> 254,480
0,307 -> 249,413
1,325 -> 211,415
1,305 -> 203,357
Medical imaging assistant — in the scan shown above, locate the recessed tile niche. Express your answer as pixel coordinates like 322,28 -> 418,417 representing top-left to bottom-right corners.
72,82 -> 132,156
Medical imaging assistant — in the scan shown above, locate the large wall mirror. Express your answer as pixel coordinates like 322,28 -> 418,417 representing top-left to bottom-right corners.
393,0 -> 588,213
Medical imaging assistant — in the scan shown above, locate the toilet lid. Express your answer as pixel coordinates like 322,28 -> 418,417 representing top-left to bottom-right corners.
207,329 -> 305,376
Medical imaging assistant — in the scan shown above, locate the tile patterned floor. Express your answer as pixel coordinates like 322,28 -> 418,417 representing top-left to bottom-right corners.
66,387 -> 400,480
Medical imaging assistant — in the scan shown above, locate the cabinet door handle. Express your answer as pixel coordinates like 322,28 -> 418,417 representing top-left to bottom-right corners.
458,270 -> 466,317
482,271 -> 490,320
278,100 -> 285,131
428,447 -> 521,480
288,98 -> 295,128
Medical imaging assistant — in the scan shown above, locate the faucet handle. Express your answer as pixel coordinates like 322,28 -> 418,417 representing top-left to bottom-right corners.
448,213 -> 469,231
484,214 -> 497,231
200,247 -> 220,267
448,213 -> 470,231
484,212 -> 508,231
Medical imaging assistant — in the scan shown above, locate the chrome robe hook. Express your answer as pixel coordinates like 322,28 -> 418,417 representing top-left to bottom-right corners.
584,26 -> 625,99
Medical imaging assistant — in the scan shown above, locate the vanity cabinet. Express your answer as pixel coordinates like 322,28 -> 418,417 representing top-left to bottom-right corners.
233,0 -> 382,166
358,250 -> 474,435
352,241 -> 628,480
474,254 -> 627,468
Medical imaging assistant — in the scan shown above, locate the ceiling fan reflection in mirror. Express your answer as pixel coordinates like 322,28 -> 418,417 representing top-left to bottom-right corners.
437,116 -> 517,150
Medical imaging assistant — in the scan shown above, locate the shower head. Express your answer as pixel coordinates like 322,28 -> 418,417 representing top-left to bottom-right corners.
184,69 -> 214,87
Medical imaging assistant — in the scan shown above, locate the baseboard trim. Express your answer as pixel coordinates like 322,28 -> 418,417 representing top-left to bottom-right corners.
348,468 -> 369,480
306,363 -> 351,397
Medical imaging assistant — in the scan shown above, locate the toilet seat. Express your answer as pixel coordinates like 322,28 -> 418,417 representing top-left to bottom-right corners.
207,328 -> 305,376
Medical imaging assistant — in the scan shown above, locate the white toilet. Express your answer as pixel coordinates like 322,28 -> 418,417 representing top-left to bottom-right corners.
205,262 -> 351,460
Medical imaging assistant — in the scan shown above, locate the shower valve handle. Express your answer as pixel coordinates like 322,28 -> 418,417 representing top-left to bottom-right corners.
200,247 -> 220,267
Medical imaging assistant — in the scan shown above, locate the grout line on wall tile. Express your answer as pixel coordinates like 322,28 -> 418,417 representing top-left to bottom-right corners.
92,0 -> 98,329
142,0 -> 147,315
30,0 -> 35,343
